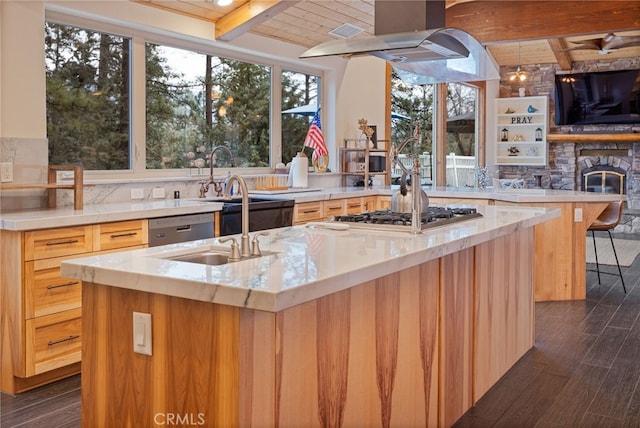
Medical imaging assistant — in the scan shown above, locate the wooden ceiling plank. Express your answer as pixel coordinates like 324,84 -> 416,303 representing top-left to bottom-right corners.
133,0 -> 223,22
547,38 -> 573,71
447,1 -> 640,44
215,0 -> 300,41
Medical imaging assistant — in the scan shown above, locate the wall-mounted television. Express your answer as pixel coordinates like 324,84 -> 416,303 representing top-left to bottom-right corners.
554,69 -> 640,126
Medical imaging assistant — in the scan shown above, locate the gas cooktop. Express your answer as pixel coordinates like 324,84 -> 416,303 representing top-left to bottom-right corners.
331,207 -> 482,232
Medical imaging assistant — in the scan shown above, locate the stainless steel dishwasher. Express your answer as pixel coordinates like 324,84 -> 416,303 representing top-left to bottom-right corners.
148,213 -> 214,246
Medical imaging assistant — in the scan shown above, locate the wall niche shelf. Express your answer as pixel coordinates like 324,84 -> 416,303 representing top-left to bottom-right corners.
494,96 -> 548,166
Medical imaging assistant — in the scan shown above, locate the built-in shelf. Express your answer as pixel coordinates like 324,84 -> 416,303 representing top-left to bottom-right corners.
547,133 -> 640,143
494,96 -> 548,166
0,165 -> 84,210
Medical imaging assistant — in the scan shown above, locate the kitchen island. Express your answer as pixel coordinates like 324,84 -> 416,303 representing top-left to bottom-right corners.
62,204 -> 558,427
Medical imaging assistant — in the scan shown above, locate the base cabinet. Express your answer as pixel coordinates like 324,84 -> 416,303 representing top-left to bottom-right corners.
294,196 -> 389,224
80,229 -> 535,427
0,219 -> 148,394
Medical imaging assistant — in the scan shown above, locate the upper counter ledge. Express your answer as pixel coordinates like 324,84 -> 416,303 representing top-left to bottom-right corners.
0,199 -> 223,231
61,204 -> 560,313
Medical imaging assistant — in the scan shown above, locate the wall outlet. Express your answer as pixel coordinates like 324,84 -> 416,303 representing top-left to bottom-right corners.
0,162 -> 13,183
152,187 -> 165,199
130,188 -> 144,199
133,312 -> 152,356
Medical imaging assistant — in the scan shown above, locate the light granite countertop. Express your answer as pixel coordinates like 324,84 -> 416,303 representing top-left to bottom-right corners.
61,204 -> 560,312
0,199 -> 224,231
1,186 -> 621,231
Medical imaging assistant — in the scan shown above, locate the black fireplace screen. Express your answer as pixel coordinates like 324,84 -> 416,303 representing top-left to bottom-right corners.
581,166 -> 626,194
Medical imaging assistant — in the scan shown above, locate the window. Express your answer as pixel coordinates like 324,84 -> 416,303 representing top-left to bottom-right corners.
45,18 -> 324,176
391,71 -> 480,187
281,70 -> 320,166
146,44 -> 271,170
391,71 -> 434,184
45,22 -> 131,170
445,83 -> 478,188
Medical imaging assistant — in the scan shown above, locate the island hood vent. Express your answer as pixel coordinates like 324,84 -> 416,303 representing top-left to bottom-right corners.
300,1 -> 499,84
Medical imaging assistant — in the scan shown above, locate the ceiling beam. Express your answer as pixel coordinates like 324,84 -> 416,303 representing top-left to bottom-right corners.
547,38 -> 573,71
446,1 -> 640,44
215,0 -> 299,42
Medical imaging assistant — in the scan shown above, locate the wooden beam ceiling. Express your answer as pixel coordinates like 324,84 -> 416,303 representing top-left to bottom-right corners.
547,38 -> 573,71
215,0 -> 299,41
446,1 -> 640,45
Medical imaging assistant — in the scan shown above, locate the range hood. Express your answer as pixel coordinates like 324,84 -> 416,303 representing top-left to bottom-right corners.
299,1 -> 499,84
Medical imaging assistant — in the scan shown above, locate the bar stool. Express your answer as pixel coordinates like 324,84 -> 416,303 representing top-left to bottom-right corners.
587,200 -> 626,293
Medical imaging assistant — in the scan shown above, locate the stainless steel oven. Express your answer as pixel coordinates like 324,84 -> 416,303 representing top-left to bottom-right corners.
218,197 -> 294,236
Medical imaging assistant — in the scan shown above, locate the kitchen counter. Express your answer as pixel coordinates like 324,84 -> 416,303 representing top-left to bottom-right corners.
72,203 -> 559,427
1,186 -> 619,231
247,186 -> 625,204
0,199 -> 223,231
61,204 -> 558,312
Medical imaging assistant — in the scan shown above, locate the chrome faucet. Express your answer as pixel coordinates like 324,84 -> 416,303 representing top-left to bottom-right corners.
199,146 -> 235,198
390,123 -> 424,235
223,174 -> 251,258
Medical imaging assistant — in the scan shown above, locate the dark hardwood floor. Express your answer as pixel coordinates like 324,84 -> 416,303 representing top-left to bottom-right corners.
2,237 -> 639,428
456,236 -> 640,428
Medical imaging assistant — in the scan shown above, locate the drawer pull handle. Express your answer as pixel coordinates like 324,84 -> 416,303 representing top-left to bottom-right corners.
110,232 -> 138,239
46,281 -> 79,290
48,335 -> 80,346
46,239 -> 79,246
327,207 -> 342,211
303,209 -> 318,214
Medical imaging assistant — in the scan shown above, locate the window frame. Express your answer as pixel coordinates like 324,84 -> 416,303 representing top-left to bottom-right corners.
45,9 -> 326,181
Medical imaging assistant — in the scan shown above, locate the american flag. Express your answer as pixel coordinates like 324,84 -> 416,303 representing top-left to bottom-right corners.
303,108 -> 328,162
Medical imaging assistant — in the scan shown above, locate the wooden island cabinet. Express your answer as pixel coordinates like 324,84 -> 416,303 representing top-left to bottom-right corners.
64,204 -> 554,428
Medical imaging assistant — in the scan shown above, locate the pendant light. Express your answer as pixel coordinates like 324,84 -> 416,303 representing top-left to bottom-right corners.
508,42 -> 529,82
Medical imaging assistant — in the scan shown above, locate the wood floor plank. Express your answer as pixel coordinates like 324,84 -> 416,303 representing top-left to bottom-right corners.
1,387 -> 80,427
579,304 -> 619,335
581,326 -> 630,368
586,332 -> 640,417
534,363 -> 609,426
490,371 -> 569,428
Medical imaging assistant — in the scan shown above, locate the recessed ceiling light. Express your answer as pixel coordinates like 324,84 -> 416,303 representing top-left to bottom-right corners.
214,0 -> 233,6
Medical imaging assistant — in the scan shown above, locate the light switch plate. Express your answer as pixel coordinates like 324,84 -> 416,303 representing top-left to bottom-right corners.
574,208 -> 583,222
0,162 -> 13,183
133,312 -> 152,356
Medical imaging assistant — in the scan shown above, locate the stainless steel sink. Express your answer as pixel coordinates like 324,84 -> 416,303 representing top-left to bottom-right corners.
168,251 -> 231,265
159,248 -> 277,266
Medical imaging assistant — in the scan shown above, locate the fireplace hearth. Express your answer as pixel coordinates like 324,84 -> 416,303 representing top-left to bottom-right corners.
581,165 -> 626,194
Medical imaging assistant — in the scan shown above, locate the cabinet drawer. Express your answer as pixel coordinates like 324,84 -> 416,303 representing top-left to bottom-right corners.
25,258 -> 82,319
294,202 -> 323,224
95,220 -> 148,251
25,308 -> 81,377
346,198 -> 363,214
377,196 -> 391,210
362,196 -> 377,213
323,199 -> 345,218
25,226 -> 93,261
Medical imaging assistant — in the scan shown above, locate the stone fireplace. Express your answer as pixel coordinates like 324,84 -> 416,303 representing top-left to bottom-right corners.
500,139 -> 640,233
578,151 -> 630,195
